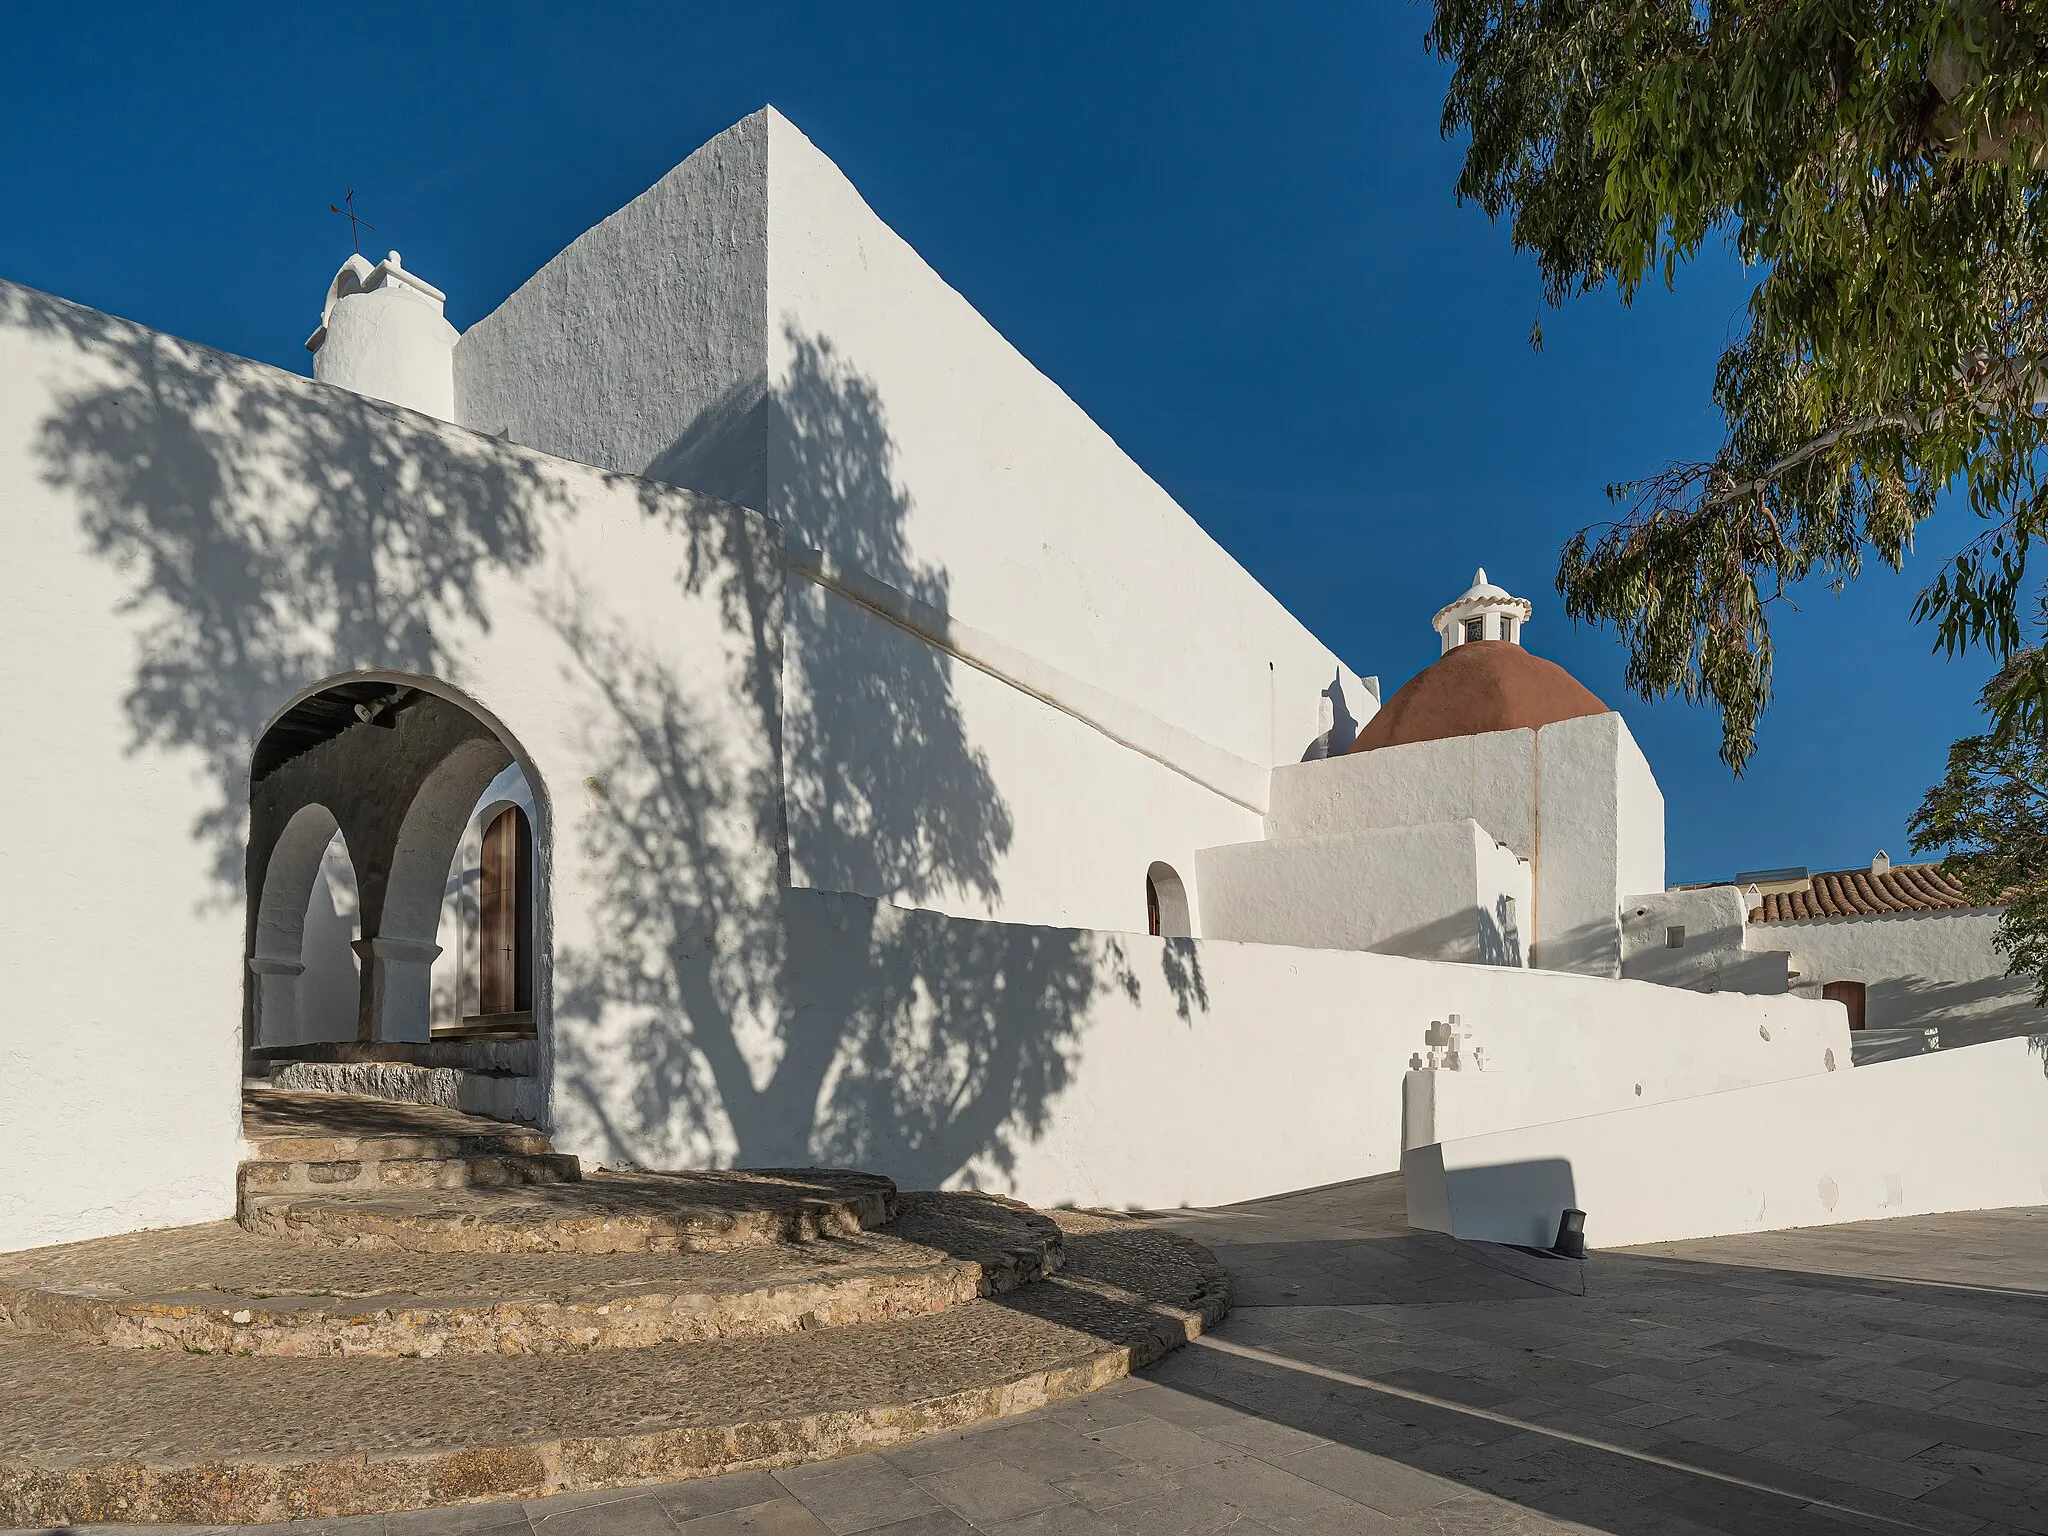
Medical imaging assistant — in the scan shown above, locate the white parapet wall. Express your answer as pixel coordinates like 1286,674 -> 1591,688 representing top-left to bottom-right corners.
1405,1033 -> 2048,1250
1195,819 -> 1531,966
1263,712 -> 1663,977
566,888 -> 1858,1213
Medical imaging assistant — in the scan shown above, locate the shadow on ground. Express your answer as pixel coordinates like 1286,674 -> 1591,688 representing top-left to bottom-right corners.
1136,1173 -> 2048,1535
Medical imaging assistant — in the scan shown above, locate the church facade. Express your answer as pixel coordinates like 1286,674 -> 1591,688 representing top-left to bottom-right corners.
2,109 -> 2039,1258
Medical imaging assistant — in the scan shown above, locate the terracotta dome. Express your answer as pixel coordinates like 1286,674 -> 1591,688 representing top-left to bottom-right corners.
1350,640 -> 1609,753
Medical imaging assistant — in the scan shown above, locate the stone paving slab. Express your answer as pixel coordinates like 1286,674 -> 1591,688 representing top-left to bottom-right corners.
0,1194 -> 1063,1356
0,1212 -> 1229,1527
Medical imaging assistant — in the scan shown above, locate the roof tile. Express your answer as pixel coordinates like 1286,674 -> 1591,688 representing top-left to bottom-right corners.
1750,863 -> 1976,922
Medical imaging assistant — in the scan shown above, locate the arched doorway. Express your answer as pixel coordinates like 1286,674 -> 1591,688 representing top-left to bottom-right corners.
479,805 -> 533,1018
429,763 -> 539,1034
248,805 -> 360,1047
1147,861 -> 1192,938
246,678 -> 546,1061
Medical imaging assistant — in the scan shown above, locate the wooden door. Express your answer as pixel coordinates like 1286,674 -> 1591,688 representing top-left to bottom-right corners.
1821,980 -> 1867,1031
479,806 -> 522,1016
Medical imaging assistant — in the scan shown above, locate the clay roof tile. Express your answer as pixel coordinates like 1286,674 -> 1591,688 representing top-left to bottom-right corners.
1749,862 -> 1985,923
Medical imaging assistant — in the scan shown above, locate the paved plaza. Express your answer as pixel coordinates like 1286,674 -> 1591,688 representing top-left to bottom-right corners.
19,1174 -> 2048,1536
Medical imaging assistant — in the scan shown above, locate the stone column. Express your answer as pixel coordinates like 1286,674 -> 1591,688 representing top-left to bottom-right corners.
352,936 -> 442,1044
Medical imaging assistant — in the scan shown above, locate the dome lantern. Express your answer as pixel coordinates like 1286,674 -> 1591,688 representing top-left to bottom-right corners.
1350,568 -> 1607,755
1432,568 -> 1532,655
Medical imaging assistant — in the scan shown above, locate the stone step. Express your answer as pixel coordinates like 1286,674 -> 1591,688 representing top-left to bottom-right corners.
0,1211 -> 1231,1528
238,1149 -> 582,1197
238,1167 -> 899,1254
239,1086 -> 572,1204
243,1086 -> 556,1162
0,1192 -> 1062,1358
250,1037 -> 541,1075
265,1059 -> 545,1126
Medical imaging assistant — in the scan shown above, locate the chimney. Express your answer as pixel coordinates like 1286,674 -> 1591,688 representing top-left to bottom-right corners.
1872,850 -> 1891,875
306,251 -> 457,422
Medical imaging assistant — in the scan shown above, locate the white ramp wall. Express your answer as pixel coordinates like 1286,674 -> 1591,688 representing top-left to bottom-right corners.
1406,1034 -> 2048,1249
650,890 -> 1858,1213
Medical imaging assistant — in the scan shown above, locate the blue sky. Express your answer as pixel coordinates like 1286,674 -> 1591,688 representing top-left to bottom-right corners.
0,2 -> 1995,883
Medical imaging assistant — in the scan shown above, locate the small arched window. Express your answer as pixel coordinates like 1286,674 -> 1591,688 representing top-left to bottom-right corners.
1146,862 -> 1192,938
478,804 -> 534,1017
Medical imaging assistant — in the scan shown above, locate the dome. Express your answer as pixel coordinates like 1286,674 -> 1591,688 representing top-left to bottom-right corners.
1350,640 -> 1610,753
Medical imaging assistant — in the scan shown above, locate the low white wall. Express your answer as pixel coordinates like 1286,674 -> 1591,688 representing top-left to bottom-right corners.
1268,729 -> 1535,848
556,887 -> 1854,1212
1406,1033 -> 2048,1249
1195,820 -> 1530,965
1406,979 -> 1844,1150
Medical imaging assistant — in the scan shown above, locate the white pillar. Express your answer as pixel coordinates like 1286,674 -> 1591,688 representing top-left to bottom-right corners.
246,956 -> 304,1047
353,935 -> 443,1043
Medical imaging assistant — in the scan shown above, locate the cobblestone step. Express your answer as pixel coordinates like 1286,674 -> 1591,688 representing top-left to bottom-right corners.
0,1193 -> 1062,1357
237,1149 -> 583,1197
0,1211 -> 1230,1527
242,1086 -> 557,1162
239,1087 -> 576,1204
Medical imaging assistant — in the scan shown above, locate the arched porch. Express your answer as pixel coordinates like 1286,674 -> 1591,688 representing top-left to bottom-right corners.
242,676 -> 549,1123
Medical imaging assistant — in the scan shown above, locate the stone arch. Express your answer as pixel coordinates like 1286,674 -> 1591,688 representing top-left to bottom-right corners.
1147,861 -> 1192,939
249,804 -> 358,1046
369,735 -> 518,1043
245,672 -> 549,1054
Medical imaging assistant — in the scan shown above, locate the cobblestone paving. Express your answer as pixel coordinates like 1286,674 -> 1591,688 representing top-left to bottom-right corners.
0,1194 -> 1064,1355
0,1212 -> 1225,1525
17,1177 -> 2048,1534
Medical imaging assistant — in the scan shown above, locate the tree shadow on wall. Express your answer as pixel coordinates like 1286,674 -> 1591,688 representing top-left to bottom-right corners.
1477,894 -> 1523,968
18,268 -> 1161,1190
6,280 -> 558,897
551,331 -> 1141,1188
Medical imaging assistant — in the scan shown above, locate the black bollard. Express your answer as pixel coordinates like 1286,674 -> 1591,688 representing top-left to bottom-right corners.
1552,1208 -> 1587,1259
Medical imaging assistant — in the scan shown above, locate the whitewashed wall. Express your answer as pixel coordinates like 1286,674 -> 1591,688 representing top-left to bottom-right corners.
553,886 -> 1851,1212
1408,1033 -> 2048,1249
0,286 -> 782,1251
1264,713 -> 1663,975
779,572 -> 1263,935
760,109 -> 1364,776
450,108 -> 1370,934
1196,819 -> 1530,965
1619,884 -> 1793,995
1751,909 -> 2047,1043
294,834 -> 362,1045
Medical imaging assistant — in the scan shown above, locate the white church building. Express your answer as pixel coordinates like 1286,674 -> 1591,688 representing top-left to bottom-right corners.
5,108 -> 2046,1262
